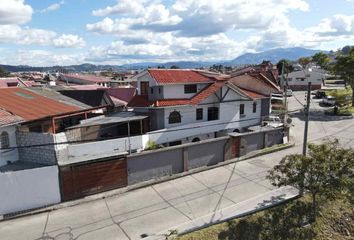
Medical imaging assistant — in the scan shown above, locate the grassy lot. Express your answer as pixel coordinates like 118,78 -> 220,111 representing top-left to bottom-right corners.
178,196 -> 353,240
325,88 -> 354,115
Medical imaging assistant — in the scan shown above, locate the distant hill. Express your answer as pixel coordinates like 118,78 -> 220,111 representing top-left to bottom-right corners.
0,47 -> 326,72
225,47 -> 323,65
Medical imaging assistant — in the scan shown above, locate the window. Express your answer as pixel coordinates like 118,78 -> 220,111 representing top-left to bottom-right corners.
253,102 -> 257,113
184,84 -> 197,94
169,140 -> 182,146
207,107 -> 219,121
150,87 -> 154,94
240,104 -> 245,115
196,108 -> 203,120
168,111 -> 181,124
1,131 -> 10,149
140,82 -> 149,95
158,87 -> 161,94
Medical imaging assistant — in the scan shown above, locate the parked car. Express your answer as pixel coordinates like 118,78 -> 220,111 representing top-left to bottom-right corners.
262,115 -> 283,127
315,90 -> 327,99
286,89 -> 293,97
322,96 -> 336,106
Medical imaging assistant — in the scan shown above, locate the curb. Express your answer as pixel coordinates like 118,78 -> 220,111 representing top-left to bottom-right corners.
0,141 -> 295,222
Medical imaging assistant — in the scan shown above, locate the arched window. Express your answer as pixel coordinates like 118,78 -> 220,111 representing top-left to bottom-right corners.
253,102 -> 257,113
1,131 -> 10,149
168,111 -> 181,124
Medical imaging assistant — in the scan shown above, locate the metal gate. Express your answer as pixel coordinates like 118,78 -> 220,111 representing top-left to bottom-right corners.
60,157 -> 127,201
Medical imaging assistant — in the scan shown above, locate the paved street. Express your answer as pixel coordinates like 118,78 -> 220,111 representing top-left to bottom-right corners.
0,92 -> 353,240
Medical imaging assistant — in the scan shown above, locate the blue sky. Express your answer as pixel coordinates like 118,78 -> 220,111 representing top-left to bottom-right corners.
1,0 -> 354,66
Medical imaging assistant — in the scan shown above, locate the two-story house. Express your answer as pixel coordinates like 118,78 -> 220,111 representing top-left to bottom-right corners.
128,69 -> 269,146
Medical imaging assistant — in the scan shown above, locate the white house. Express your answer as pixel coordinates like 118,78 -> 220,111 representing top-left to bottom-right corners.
128,69 -> 270,146
287,68 -> 325,90
0,109 -> 23,167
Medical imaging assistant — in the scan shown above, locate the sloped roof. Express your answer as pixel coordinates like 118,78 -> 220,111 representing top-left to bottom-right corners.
62,74 -> 110,83
238,88 -> 267,99
105,88 -> 137,104
148,69 -> 214,85
0,108 -> 24,127
0,88 -> 80,121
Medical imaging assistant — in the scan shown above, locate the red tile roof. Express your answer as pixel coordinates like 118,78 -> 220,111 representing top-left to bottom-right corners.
0,88 -> 80,121
62,74 -> 110,83
148,69 -> 214,85
0,108 -> 24,127
238,88 -> 267,99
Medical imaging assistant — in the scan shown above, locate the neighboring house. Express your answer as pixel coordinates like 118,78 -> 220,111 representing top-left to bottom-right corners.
0,87 -> 108,167
0,109 -> 24,167
0,77 -> 21,88
128,69 -> 268,146
286,68 -> 325,90
60,74 -> 110,87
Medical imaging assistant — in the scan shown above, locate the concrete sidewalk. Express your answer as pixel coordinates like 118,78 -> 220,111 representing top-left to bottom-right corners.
0,158 -> 298,240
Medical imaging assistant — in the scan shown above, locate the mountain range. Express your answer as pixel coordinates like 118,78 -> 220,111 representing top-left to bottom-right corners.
0,47 -> 323,72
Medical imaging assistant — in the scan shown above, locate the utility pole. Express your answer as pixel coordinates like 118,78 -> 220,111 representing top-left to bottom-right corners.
303,82 -> 311,156
281,62 -> 288,125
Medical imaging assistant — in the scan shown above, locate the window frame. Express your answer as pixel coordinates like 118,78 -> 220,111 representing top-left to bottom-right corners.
140,82 -> 149,95
168,111 -> 182,124
184,84 -> 197,94
207,107 -> 219,121
253,102 -> 257,113
196,108 -> 203,120
240,104 -> 245,115
1,131 -> 10,149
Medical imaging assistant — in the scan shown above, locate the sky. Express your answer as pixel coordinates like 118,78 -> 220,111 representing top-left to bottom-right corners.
1,0 -> 354,66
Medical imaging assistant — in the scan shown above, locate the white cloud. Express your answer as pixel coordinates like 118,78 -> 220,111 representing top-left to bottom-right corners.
0,0 -> 33,25
40,1 -> 65,13
0,49 -> 85,66
0,25 -> 56,45
92,0 -> 145,16
53,34 -> 86,48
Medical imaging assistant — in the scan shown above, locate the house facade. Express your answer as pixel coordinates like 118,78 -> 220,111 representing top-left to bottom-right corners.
128,69 -> 268,146
287,68 -> 325,90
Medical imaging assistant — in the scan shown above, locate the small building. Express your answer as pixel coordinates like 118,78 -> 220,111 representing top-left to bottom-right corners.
286,68 -> 325,90
60,74 -> 110,87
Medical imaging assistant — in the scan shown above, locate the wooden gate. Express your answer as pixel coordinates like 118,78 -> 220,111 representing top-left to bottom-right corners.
60,157 -> 127,201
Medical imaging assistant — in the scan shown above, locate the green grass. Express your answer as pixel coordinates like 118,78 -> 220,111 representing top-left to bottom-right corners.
178,196 -> 353,240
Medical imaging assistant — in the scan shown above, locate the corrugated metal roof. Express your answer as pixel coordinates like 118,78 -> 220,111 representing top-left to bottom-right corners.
148,69 -> 214,85
0,88 -> 80,121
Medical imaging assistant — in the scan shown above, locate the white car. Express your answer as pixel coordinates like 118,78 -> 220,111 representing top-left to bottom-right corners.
322,96 -> 336,106
286,89 -> 293,97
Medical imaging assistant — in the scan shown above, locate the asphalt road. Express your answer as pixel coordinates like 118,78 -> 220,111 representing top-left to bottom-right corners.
0,92 -> 353,240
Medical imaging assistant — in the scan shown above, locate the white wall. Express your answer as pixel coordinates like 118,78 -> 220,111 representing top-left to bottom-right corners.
137,72 -> 156,95
162,83 -> 209,99
59,135 -> 143,165
0,126 -> 19,167
287,70 -> 324,86
0,166 -> 61,215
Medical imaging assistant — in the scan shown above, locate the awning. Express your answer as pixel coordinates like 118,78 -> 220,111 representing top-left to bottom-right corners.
67,111 -> 148,129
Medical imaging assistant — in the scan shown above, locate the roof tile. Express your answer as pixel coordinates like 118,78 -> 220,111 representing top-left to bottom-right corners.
148,69 -> 213,85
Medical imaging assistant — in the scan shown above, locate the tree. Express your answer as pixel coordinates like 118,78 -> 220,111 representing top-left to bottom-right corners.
298,57 -> 311,68
267,140 -> 354,222
276,59 -> 293,75
333,46 -> 354,106
0,67 -> 10,77
170,65 -> 180,69
312,52 -> 330,69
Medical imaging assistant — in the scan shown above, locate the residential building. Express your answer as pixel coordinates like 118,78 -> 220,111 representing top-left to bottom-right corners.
286,68 -> 325,90
128,69 -> 270,146
60,74 -> 110,87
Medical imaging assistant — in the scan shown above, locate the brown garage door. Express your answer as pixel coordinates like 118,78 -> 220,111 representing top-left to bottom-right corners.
60,157 -> 127,201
